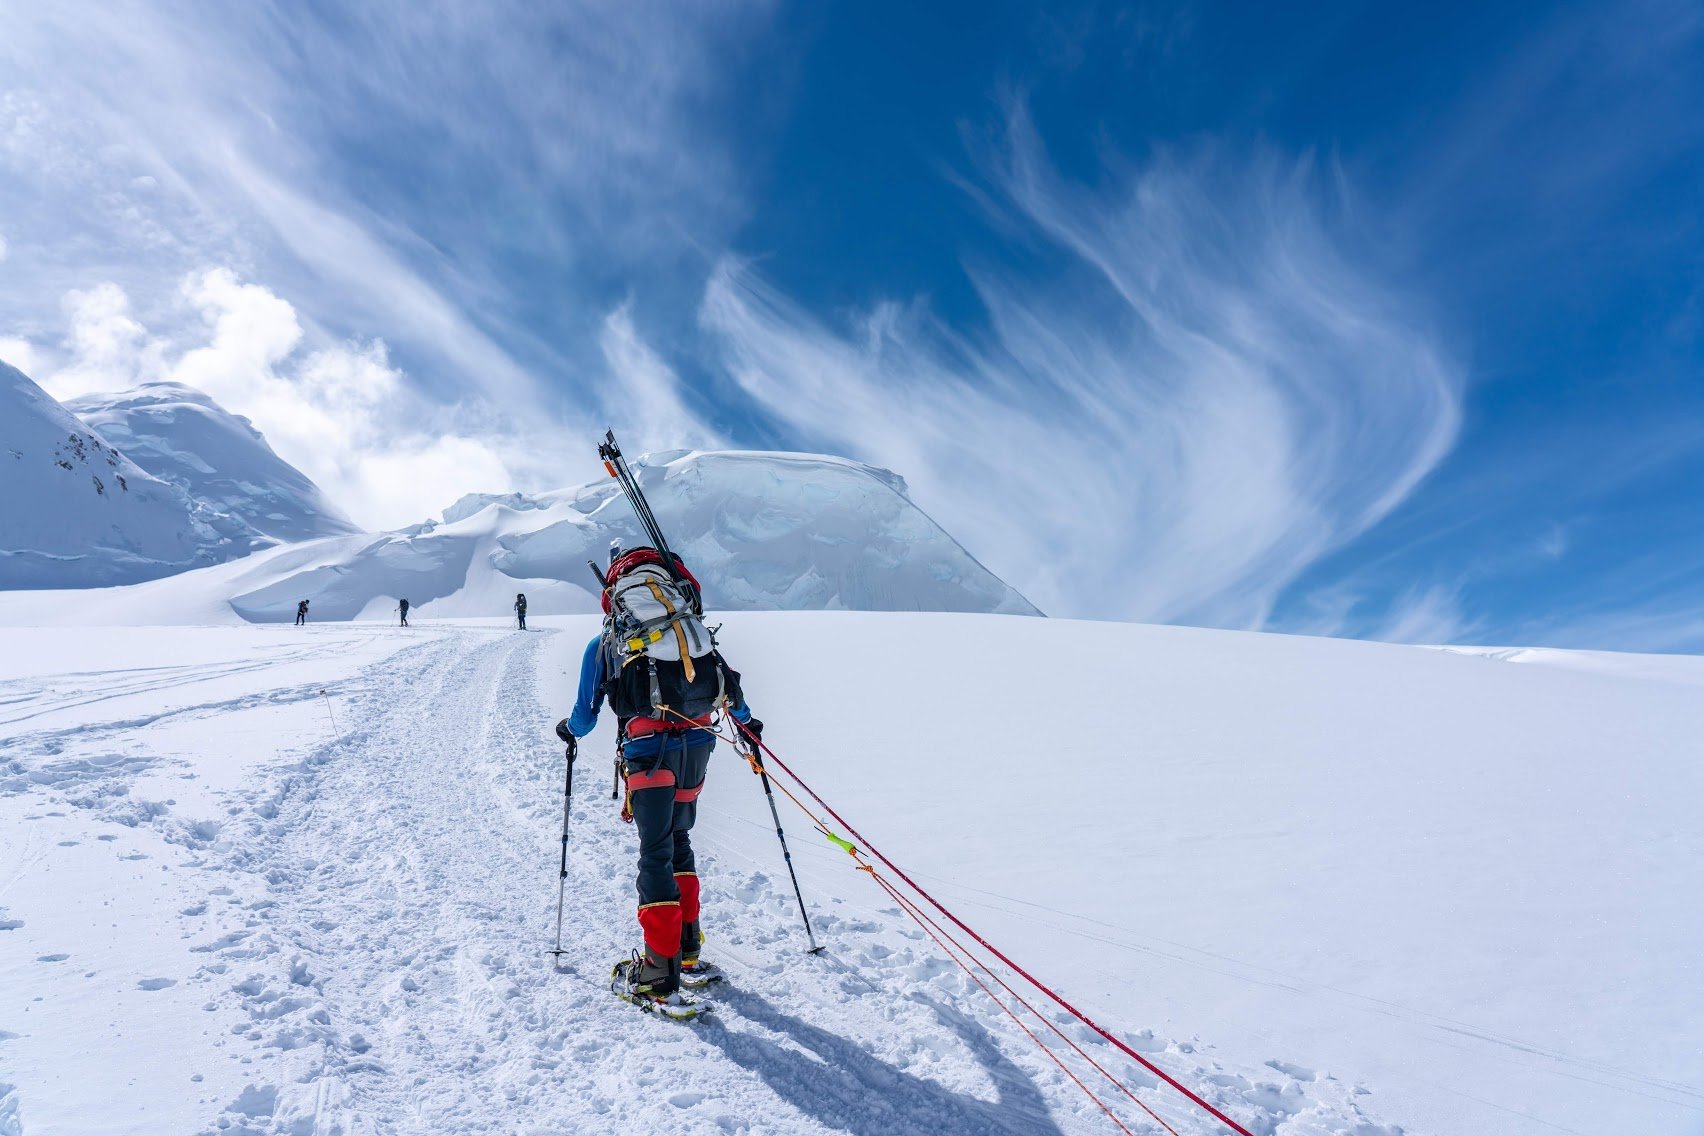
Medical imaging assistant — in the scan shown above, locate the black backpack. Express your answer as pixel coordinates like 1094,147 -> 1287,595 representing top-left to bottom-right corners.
602,645 -> 743,723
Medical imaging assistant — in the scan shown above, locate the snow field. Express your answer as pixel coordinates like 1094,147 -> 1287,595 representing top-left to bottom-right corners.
2,614 -> 1701,1135
701,613 -> 1704,1136
0,623 -> 1166,1134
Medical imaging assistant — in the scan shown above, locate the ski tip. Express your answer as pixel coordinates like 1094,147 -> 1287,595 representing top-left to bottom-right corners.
805,945 -> 827,956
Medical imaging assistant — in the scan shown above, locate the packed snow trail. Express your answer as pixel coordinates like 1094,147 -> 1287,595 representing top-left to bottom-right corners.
144,627 -> 1166,1135
228,629 -> 1045,1132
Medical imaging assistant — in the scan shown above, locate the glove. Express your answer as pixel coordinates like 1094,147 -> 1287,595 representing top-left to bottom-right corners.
743,717 -> 763,744
555,719 -> 577,758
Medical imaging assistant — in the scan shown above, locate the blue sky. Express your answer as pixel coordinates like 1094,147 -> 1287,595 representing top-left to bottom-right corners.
1,0 -> 1700,649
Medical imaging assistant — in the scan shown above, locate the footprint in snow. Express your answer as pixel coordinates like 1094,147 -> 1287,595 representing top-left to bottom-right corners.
1266,1059 -> 1317,1081
137,977 -> 177,991
36,953 -> 69,963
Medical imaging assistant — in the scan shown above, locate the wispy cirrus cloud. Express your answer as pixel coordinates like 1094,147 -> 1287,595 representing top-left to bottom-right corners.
0,6 -> 1480,639
1369,584 -> 1478,647
703,106 -> 1463,624
0,0 -> 767,521
598,306 -> 728,456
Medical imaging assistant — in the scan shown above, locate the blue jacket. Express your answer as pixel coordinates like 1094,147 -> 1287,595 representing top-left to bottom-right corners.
566,635 -> 751,758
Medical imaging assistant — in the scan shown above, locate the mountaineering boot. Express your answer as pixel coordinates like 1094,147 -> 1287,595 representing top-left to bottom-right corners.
611,945 -> 677,999
678,920 -> 724,988
611,948 -> 709,1019
640,945 -> 679,995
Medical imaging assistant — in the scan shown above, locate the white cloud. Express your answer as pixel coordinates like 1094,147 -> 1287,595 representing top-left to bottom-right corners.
0,230 -> 8,260
172,268 -> 303,400
0,336 -> 38,376
1369,584 -> 1476,645
598,306 -> 725,455
702,114 -> 1464,625
0,2 -> 767,418
35,270 -> 522,530
42,283 -> 170,400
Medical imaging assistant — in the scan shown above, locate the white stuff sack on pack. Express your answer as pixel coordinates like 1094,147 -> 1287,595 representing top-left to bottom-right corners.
607,563 -> 711,665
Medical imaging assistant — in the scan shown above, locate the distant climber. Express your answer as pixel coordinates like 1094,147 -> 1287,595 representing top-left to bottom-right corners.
295,599 -> 308,626
562,545 -> 757,1014
398,598 -> 410,627
514,593 -> 528,631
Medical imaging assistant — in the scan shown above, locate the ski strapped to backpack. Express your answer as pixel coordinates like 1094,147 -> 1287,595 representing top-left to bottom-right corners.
595,432 -> 739,723
599,431 -> 684,587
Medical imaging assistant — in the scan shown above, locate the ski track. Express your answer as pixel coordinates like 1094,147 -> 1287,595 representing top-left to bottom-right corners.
4,627 -> 1404,1136
0,646 -> 337,728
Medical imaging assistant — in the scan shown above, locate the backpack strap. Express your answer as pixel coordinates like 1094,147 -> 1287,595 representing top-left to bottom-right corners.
647,657 -> 665,717
642,578 -> 697,682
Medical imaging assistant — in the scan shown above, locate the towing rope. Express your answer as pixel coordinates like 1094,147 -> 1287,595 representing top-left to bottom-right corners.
668,708 -> 1252,1136
866,864 -> 1142,1135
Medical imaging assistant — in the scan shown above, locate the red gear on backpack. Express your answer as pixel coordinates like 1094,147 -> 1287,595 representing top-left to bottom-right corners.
601,548 -> 703,614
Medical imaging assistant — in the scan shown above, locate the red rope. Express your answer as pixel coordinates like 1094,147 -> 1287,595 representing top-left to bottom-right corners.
864,868 -> 1139,1135
737,723 -> 1255,1136
873,869 -> 1183,1136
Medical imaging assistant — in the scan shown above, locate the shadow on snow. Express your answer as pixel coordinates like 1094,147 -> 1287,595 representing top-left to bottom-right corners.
705,986 -> 1067,1135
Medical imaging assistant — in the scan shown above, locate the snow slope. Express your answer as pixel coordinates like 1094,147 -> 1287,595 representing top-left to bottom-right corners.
0,450 -> 1040,623
3,613 -> 1699,1135
67,382 -> 361,547
0,363 -> 223,589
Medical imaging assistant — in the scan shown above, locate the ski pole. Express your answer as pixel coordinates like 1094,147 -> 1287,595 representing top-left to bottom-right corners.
548,721 -> 577,965
317,689 -> 344,743
737,723 -> 822,954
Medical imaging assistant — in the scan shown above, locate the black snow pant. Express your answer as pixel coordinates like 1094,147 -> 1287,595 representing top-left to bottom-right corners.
625,732 -> 711,959
295,612 -> 305,626
626,734 -> 710,905
517,613 -> 526,629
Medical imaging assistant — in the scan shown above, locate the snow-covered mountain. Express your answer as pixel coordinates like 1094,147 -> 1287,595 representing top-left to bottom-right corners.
0,362 -> 224,588
0,449 -> 1040,622
67,382 -> 360,547
3,366 -> 1032,615
0,367 -> 362,590
488,449 -> 1040,616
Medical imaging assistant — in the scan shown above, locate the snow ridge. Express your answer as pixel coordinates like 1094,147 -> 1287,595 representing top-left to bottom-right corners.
0,447 -> 1041,622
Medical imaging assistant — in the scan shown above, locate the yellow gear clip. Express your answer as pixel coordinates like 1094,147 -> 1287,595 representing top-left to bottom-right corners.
625,628 -> 664,653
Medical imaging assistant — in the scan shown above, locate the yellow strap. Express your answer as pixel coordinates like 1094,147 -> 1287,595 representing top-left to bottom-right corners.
644,579 -> 696,682
674,621 -> 696,682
